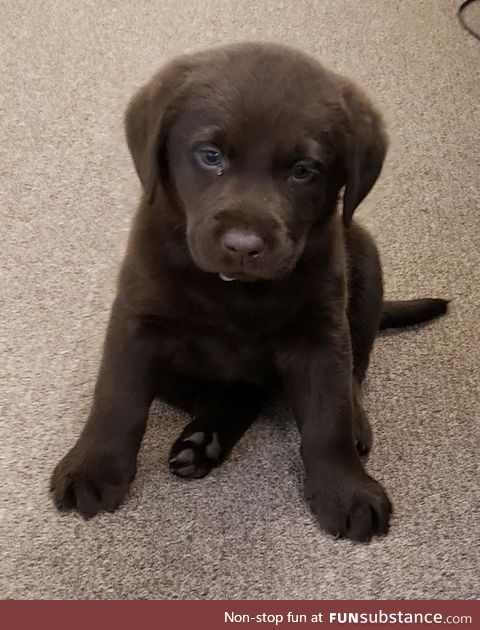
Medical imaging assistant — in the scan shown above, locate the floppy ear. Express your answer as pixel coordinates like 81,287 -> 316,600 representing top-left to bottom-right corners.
340,83 -> 388,227
124,59 -> 192,203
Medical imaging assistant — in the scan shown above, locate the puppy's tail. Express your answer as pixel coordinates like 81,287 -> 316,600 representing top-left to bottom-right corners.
379,298 -> 449,330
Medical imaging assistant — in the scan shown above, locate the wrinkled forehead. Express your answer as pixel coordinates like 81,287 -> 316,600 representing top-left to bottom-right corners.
171,65 -> 343,161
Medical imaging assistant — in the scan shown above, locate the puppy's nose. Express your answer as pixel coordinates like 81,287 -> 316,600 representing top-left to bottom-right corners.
221,228 -> 265,258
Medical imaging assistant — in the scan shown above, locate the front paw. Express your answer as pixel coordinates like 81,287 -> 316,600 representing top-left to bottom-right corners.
50,441 -> 136,518
305,465 -> 391,542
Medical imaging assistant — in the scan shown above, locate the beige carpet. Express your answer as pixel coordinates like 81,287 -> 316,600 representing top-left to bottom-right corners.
1,0 -> 479,600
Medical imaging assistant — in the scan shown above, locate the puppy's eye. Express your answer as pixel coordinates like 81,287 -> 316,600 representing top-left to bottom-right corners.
291,161 -> 318,182
195,145 -> 225,170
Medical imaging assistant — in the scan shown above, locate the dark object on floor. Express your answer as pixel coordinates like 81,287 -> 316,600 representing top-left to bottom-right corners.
50,43 -> 448,542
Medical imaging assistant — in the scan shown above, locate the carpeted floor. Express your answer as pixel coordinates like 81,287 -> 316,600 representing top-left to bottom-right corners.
1,1 -> 479,600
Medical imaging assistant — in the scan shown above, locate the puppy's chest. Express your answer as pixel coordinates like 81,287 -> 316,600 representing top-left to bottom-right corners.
161,292 -> 284,383
166,317 -> 273,383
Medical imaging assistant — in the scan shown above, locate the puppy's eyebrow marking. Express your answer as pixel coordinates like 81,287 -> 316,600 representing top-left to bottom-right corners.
190,126 -> 223,147
282,138 -> 324,164
300,138 -> 324,161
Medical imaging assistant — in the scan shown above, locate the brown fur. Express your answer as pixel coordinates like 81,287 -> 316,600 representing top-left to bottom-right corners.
51,43 -> 447,541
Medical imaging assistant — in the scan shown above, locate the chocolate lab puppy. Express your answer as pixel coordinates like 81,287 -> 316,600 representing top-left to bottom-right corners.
51,42 -> 447,541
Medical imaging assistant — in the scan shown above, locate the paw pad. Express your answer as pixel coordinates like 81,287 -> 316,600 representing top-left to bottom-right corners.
169,430 -> 222,479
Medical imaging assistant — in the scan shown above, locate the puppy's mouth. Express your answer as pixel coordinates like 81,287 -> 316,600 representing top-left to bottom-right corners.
216,256 -> 299,282
210,246 -> 304,283
218,272 -> 261,283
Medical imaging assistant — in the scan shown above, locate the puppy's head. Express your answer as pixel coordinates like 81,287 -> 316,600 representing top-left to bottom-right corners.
125,43 -> 387,281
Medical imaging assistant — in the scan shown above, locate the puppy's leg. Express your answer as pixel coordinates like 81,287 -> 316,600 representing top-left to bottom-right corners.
169,381 -> 265,479
352,381 -> 372,457
50,302 -> 157,518
347,225 -> 384,457
276,321 -> 391,542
